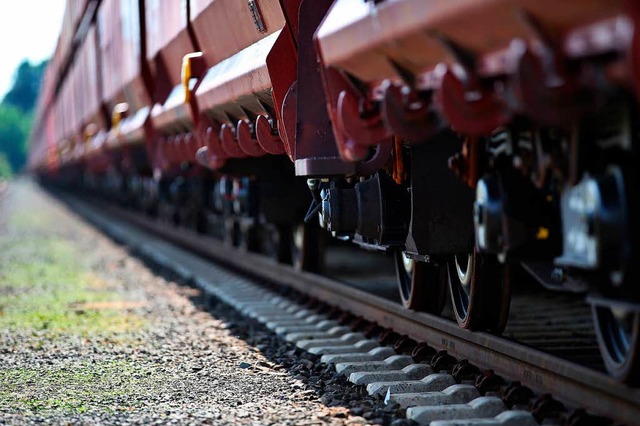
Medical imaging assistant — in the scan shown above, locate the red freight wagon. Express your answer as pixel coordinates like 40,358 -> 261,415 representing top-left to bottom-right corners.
49,39 -> 64,93
44,110 -> 58,171
53,82 -> 68,162
189,0 -> 289,166
146,0 -> 196,135
59,64 -> 79,161
27,119 -> 45,172
67,0 -> 89,32
31,64 -> 57,158
36,65 -> 56,116
70,61 -> 84,160
57,0 -> 86,72
29,0 -> 640,390
75,26 -> 103,147
315,0 -> 627,161
98,0 -> 150,146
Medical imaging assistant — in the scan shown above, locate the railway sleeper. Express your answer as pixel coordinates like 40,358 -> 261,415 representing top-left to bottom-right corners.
69,193 -> 628,426
215,282 -> 596,423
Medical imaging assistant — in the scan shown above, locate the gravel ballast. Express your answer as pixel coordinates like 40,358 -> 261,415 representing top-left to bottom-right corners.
0,180 -> 377,425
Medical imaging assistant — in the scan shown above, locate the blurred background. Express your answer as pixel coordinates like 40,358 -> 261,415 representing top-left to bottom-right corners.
0,1 -> 65,178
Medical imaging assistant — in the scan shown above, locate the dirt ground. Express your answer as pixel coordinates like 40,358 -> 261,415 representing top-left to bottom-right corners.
0,180 -> 365,425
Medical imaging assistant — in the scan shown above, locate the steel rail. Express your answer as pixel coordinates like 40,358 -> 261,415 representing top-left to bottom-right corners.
61,193 -> 640,425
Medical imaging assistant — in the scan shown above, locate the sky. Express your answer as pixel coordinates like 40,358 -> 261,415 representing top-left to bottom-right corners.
0,1 -> 66,99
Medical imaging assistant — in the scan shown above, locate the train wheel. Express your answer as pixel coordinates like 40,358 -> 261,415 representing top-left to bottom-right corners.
262,224 -> 293,264
239,223 -> 260,252
223,217 -> 240,247
181,207 -> 207,233
291,223 -> 325,272
394,252 -> 446,313
159,200 -> 178,225
447,252 -> 511,333
592,305 -> 640,384
206,213 -> 225,240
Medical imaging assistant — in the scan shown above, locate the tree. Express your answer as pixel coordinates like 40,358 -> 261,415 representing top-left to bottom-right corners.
3,60 -> 48,113
0,152 -> 12,178
0,59 -> 46,174
0,104 -> 31,172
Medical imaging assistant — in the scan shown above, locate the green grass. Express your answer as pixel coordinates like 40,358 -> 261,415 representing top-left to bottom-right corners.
0,361 -> 158,414
0,190 -> 144,335
0,184 -> 152,416
0,235 -> 143,335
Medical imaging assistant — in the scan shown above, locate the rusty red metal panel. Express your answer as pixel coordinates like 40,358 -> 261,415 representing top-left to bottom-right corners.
145,0 -> 187,60
67,66 -> 79,150
312,0 -> 628,154
35,85 -> 59,171
54,76 -> 76,163
27,118 -> 45,171
70,61 -> 83,149
193,31 -> 279,116
145,0 -> 194,103
32,66 -> 57,137
56,0 -> 90,79
190,0 -> 285,67
62,73 -> 72,146
69,0 -> 90,30
316,0 -> 624,84
265,27 -> 297,157
185,0 -> 291,168
58,3 -> 75,68
150,87 -> 194,133
50,40 -> 64,95
292,0 -> 353,176
53,97 -> 62,153
279,0 -> 301,45
82,27 -> 97,123
145,0 -> 197,140
76,25 -> 103,133
98,0 -> 149,113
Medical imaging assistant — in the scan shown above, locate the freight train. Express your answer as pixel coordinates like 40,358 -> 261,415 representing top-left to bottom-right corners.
28,0 -> 640,384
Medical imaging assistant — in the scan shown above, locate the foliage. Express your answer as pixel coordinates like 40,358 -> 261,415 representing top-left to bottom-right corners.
0,152 -> 12,177
0,104 -> 32,173
3,60 -> 48,113
0,360 -> 158,415
0,183 -> 149,416
0,60 -> 47,175
0,185 -> 145,335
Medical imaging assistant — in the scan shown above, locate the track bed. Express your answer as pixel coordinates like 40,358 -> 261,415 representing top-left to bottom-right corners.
55,186 -> 640,426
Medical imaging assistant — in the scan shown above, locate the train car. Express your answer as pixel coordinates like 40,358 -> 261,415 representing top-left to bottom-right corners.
310,0 -> 639,383
28,0 -> 640,384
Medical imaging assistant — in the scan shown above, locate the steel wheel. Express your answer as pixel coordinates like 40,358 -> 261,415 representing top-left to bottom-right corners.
206,213 -> 225,240
262,224 -> 293,264
290,223 -> 325,272
395,252 -> 446,313
447,252 -> 511,333
239,223 -> 260,252
223,217 -> 240,247
593,305 -> 640,384
159,200 -> 178,226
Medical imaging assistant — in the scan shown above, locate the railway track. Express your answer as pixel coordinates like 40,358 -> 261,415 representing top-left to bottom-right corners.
57,190 -> 640,425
